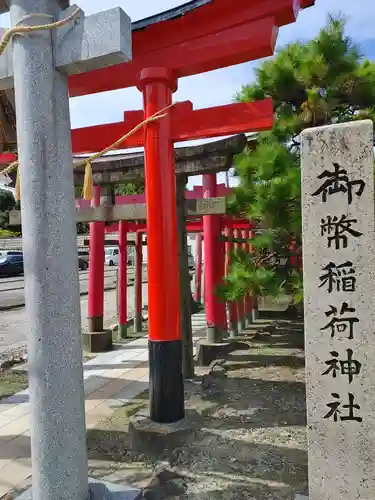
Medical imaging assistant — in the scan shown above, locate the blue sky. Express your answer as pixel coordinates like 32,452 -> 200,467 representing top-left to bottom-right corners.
1,0 -> 375,188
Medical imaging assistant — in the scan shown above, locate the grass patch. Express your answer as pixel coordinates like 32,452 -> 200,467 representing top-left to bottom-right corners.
112,323 -> 148,345
0,369 -> 28,400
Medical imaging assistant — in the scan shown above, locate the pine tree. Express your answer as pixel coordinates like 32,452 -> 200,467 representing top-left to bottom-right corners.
224,15 -> 375,307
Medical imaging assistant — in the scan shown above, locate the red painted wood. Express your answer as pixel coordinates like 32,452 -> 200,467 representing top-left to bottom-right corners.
71,99 -> 273,154
194,233 -> 203,303
171,99 -> 274,142
225,222 -> 238,328
139,68 -> 181,342
203,174 -> 220,331
234,227 -> 244,323
69,16 -> 277,97
135,231 -> 143,325
118,221 -> 128,327
217,228 -> 227,332
0,152 -> 17,164
241,228 -> 251,319
102,218 -> 253,235
247,229 -> 254,316
67,0 -> 316,97
88,186 -> 105,329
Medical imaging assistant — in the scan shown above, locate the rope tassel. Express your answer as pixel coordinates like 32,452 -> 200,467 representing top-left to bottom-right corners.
15,166 -> 20,201
82,160 -> 94,201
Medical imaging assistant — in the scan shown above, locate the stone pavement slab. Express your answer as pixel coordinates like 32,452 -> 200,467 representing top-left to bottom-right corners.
0,311 -> 207,499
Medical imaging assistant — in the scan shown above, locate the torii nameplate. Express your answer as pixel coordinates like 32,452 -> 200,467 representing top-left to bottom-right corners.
9,197 -> 227,225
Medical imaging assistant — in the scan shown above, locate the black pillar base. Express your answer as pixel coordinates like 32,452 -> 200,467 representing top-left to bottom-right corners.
88,316 -> 104,333
149,340 -> 185,423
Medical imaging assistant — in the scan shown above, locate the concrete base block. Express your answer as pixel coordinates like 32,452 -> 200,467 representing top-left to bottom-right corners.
196,340 -> 248,366
129,410 -> 201,455
118,324 -> 128,340
246,311 -> 253,325
16,478 -> 141,500
294,495 -> 308,500
83,330 -> 113,353
196,341 -> 230,366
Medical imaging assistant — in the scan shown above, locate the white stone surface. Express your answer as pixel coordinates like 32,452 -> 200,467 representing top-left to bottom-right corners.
54,6 -> 132,76
301,120 -> 375,500
0,5 -> 132,87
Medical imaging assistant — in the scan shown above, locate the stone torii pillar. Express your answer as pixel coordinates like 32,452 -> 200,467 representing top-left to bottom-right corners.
0,3 -> 137,500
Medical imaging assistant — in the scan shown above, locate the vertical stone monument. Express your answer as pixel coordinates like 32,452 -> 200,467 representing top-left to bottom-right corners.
301,120 -> 375,500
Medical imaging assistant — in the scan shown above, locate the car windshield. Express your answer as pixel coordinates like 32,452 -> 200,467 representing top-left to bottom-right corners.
0,256 -> 8,263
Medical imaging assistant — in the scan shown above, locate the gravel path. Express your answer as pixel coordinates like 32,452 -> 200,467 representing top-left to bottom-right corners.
86,315 -> 308,500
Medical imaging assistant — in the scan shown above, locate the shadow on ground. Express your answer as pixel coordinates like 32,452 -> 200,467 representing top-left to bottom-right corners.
86,315 -> 308,500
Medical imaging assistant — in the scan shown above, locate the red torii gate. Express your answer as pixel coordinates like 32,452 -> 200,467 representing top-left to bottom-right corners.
77,181 -> 254,342
73,100 -> 272,348
100,214 -> 254,339
69,0 -> 315,424
74,100 -> 272,424
67,0 -> 315,98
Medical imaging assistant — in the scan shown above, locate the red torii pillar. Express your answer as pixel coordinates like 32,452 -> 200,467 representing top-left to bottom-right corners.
118,221 -> 128,339
138,68 -> 184,423
242,228 -> 253,327
233,227 -> 246,332
203,174 -> 222,343
217,222 -> 227,335
225,220 -> 238,337
247,228 -> 255,324
250,229 -> 259,321
194,233 -> 203,303
134,230 -> 143,333
87,186 -> 105,332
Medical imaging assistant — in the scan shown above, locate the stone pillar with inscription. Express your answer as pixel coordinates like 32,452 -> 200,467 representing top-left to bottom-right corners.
301,120 -> 375,500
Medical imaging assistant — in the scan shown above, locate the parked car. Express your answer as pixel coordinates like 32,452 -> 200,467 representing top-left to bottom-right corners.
78,257 -> 88,271
0,254 -> 23,277
0,250 -> 23,257
188,252 -> 195,270
105,247 -> 119,266
78,250 -> 89,265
